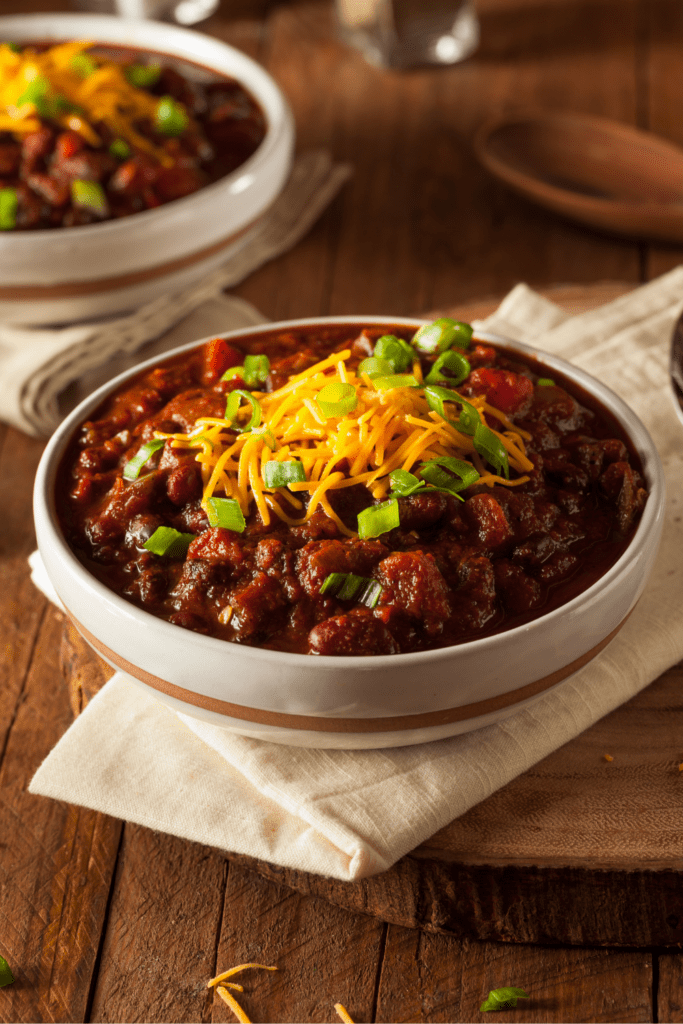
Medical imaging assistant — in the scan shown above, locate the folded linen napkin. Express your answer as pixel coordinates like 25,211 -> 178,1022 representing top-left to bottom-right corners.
1,150 -> 351,438
29,268 -> 683,881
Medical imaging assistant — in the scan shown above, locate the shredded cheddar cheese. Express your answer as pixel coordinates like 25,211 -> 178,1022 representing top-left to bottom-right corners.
0,40 -> 175,161
335,1003 -> 355,1023
208,963 -> 277,1024
156,348 -> 534,536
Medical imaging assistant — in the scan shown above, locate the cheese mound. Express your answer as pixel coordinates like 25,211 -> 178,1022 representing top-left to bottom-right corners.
157,343 -> 534,538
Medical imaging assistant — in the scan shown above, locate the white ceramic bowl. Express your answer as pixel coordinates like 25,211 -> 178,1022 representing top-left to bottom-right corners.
33,316 -> 665,749
0,13 -> 294,325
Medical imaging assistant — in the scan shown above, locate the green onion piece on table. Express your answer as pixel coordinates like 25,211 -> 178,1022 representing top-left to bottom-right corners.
371,374 -> 419,390
262,459 -> 306,488
537,377 -> 555,386
206,497 -> 246,532
71,179 -> 108,217
412,317 -> 473,354
473,422 -> 509,478
317,382 -> 358,418
109,137 -> 131,160
425,349 -> 471,386
70,53 -> 98,78
0,955 -> 13,988
389,468 -> 426,496
357,498 -> 400,539
357,356 -> 393,379
421,456 -> 480,493
0,187 -> 18,230
125,63 -> 162,89
122,438 -> 166,480
225,390 -> 262,432
480,988 -> 529,1013
373,334 -> 414,372
155,95 -> 188,136
143,526 -> 194,558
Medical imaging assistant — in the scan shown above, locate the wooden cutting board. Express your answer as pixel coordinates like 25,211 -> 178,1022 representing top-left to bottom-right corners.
60,281 -> 683,949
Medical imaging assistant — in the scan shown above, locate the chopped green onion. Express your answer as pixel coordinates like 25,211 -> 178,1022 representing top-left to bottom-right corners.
420,456 -> 480,495
480,988 -> 529,1013
70,53 -> 98,78
206,497 -> 246,532
389,468 -> 426,497
225,390 -> 262,432
412,317 -> 473,354
262,459 -> 306,488
357,498 -> 400,539
17,75 -> 49,108
0,955 -> 13,988
155,95 -> 188,136
357,356 -> 393,379
7,43 -> 21,54
373,334 -> 414,372
71,179 -> 108,217
125,63 -> 162,89
537,377 -> 555,386
243,354 -> 270,386
122,438 -> 166,480
319,572 -> 383,608
474,421 -> 509,478
143,526 -> 194,558
425,349 -> 471,386
251,425 -> 278,451
0,187 -> 17,231
109,137 -> 131,160
317,382 -> 358,418
424,384 -> 480,435
221,366 -> 245,381
371,374 -> 419,390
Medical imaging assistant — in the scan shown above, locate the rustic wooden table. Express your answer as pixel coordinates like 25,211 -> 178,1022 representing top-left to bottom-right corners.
2,0 -> 683,1021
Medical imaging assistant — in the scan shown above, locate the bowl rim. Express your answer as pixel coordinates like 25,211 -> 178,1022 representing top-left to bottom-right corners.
34,314 -> 666,669
0,11 -> 292,244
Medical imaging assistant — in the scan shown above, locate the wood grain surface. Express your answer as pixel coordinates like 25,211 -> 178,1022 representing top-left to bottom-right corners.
3,0 -> 683,1020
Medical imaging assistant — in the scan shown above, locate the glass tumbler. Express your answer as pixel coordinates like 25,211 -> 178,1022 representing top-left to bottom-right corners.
335,0 -> 479,69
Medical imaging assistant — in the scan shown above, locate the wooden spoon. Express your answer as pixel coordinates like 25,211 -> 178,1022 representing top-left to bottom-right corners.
474,112 -> 683,242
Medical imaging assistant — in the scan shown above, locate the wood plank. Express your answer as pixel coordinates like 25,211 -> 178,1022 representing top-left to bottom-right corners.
88,826 -> 227,1023
212,862 -> 385,1024
375,928 -> 653,1023
656,954 -> 683,1024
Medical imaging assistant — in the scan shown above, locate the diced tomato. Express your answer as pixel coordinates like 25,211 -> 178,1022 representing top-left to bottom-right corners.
55,131 -> 84,162
202,337 -> 244,385
468,367 -> 534,416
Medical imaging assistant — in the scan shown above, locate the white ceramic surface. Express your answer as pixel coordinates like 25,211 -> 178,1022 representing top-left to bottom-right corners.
33,316 -> 666,748
0,13 -> 294,324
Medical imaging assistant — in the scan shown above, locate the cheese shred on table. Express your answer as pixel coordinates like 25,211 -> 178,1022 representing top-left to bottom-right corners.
157,348 -> 534,537
208,963 -> 277,1024
0,40 -> 174,161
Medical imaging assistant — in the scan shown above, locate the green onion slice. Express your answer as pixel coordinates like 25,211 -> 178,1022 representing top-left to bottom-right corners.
372,374 -> 419,391
473,421 -> 509,478
420,456 -> 480,494
357,497 -> 400,539
143,526 -> 194,558
125,63 -> 162,89
251,426 -> 278,451
109,137 -> 131,160
225,390 -> 262,432
0,187 -> 18,231
389,468 -> 426,497
70,53 -> 98,78
480,988 -> 530,1013
425,349 -> 471,386
17,75 -> 49,108
122,438 -> 165,480
262,459 -> 306,488
373,334 -> 414,372
424,384 -> 480,435
317,382 -> 358,418
221,366 -> 245,381
319,572 -> 383,608
155,95 -> 188,136
71,179 -> 108,217
243,354 -> 270,386
7,43 -> 21,54
206,497 -> 246,532
0,954 -> 14,988
537,377 -> 555,386
357,356 -> 393,379
412,317 -> 474,354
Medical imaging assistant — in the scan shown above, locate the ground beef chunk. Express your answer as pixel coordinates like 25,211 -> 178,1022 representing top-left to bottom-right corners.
296,538 -> 388,597
375,550 -> 451,635
464,493 -> 514,551
229,572 -> 287,640
187,528 -> 248,575
308,608 -> 399,656
396,491 -> 448,532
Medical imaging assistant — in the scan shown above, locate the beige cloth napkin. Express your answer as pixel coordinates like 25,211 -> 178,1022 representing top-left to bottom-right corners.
29,268 -> 683,881
1,150 -> 351,437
